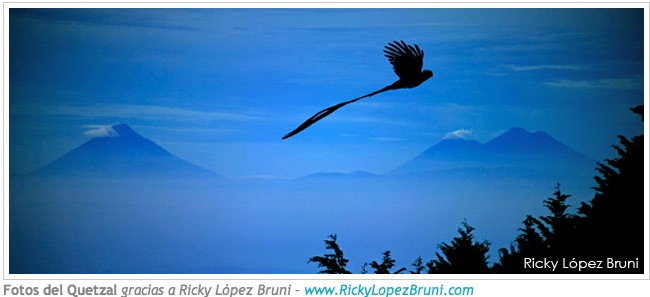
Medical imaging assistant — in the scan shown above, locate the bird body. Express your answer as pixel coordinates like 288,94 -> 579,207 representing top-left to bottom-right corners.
282,40 -> 433,140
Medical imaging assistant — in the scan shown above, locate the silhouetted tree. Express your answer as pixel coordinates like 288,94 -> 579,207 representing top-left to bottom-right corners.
410,256 -> 426,274
494,185 -> 577,273
427,220 -> 491,273
364,251 -> 406,274
538,184 -> 579,255
576,105 -> 643,267
516,216 -> 548,256
494,215 -> 548,273
308,234 -> 352,274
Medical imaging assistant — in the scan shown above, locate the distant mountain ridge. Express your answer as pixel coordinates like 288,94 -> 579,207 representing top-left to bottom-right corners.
32,123 -> 219,178
304,170 -> 377,179
485,127 -> 580,155
391,127 -> 596,178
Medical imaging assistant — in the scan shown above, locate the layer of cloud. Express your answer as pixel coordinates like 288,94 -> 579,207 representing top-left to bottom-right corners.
504,64 -> 584,71
83,124 -> 119,137
11,8 -> 200,31
370,137 -> 404,142
443,129 -> 473,139
13,103 -> 261,123
544,78 -> 643,90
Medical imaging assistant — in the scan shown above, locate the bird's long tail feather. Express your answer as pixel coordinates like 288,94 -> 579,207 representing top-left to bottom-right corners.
282,86 -> 392,140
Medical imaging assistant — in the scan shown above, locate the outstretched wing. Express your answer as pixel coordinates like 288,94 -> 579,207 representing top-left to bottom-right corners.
383,40 -> 424,81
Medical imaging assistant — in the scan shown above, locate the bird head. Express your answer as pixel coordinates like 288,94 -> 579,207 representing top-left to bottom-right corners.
422,70 -> 434,80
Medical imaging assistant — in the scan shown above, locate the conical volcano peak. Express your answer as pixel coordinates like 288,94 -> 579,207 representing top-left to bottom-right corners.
495,127 -> 531,139
84,123 -> 141,139
485,127 -> 568,152
34,123 -> 219,178
504,126 -> 528,134
110,123 -> 140,138
391,126 -> 595,177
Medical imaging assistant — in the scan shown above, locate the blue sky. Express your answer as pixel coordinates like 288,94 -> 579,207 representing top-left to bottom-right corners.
9,8 -> 645,179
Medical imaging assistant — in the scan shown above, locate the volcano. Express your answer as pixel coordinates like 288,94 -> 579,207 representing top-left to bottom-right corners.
31,123 -> 218,178
392,127 -> 596,178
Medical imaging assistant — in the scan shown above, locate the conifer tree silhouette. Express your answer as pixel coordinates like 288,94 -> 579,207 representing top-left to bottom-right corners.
410,256 -> 426,274
308,234 -> 352,274
536,184 -> 578,255
575,105 -> 644,270
426,220 -> 491,274
365,251 -> 406,274
494,185 -> 577,273
494,216 -> 548,273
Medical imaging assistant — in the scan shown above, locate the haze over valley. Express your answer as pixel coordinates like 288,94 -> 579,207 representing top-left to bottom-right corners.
11,124 -> 597,273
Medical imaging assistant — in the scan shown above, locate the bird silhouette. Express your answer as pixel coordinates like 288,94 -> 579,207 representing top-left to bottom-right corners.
282,40 -> 433,140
